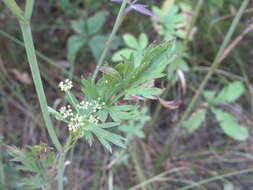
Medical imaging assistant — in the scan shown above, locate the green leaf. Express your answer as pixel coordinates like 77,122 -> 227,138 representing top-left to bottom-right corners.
87,11 -> 108,34
89,35 -> 107,62
99,66 -> 122,80
203,90 -> 216,103
124,87 -> 162,99
123,34 -> 139,49
84,131 -> 94,146
82,79 -> 99,99
99,122 -> 120,128
214,81 -> 245,104
182,109 -> 206,133
97,109 -> 109,122
96,135 -> 112,153
223,183 -> 234,190
108,105 -> 137,122
88,125 -> 126,150
139,33 -> 148,49
112,48 -> 133,62
67,35 -> 86,63
211,108 -> 249,141
71,20 -> 86,34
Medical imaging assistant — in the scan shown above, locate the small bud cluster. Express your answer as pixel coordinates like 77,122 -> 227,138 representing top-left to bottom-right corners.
77,99 -> 105,112
59,105 -> 73,118
59,79 -> 73,92
59,98 -> 105,132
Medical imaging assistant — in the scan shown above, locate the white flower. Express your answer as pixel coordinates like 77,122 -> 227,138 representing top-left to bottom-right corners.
59,105 -> 73,118
59,79 -> 73,92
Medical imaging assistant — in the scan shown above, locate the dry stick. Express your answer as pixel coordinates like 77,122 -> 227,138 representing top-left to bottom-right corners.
177,167 -> 253,190
218,22 -> 253,64
192,20 -> 253,87
192,66 -> 244,82
127,167 -> 188,190
147,0 -> 204,135
180,0 -> 250,123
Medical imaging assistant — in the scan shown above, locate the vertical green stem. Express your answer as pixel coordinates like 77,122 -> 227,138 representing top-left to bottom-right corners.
19,23 -> 62,152
57,152 -> 66,190
92,0 -> 128,81
180,0 -> 250,122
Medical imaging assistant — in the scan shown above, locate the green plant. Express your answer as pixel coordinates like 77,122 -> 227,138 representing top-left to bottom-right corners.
50,41 -> 173,152
6,144 -> 56,189
152,4 -> 190,83
67,11 -> 121,64
182,81 -> 249,140
112,33 -> 148,66
152,5 -> 187,40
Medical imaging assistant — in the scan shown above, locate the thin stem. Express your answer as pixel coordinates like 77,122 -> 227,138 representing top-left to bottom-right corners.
177,167 -> 253,190
57,135 -> 74,190
92,0 -> 128,81
57,152 -> 66,190
129,143 -> 151,190
180,0 -> 250,123
20,22 -> 62,152
2,0 -> 27,23
24,0 -> 34,20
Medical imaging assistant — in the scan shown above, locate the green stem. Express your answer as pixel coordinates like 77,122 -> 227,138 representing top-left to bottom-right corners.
24,0 -> 34,19
57,152 -> 66,190
92,0 -> 128,81
180,0 -> 250,122
19,22 -> 62,152
129,143 -> 150,190
57,135 -> 74,190
2,0 -> 27,23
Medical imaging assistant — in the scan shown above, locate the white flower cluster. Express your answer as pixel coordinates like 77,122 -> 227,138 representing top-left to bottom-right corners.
77,99 -> 105,112
59,99 -> 105,132
59,105 -> 73,118
59,79 -> 73,92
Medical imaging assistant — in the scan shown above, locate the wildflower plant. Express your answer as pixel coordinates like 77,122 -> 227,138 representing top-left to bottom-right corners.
49,41 -> 174,152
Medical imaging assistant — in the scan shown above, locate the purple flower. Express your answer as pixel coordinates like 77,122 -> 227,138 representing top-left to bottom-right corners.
112,0 -> 155,17
125,4 -> 155,17
111,0 -> 123,2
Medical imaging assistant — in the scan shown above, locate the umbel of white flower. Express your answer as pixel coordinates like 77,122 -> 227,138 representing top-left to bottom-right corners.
59,79 -> 73,91
59,99 -> 105,132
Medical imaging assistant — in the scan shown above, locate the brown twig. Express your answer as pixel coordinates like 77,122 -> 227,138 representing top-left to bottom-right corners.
218,22 -> 253,64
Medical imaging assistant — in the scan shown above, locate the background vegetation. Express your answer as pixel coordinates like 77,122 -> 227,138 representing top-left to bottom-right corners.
0,0 -> 253,189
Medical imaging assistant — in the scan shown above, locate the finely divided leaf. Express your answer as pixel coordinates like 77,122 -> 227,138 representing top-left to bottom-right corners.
108,105 -> 137,122
88,125 -> 126,151
124,87 -> 162,99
